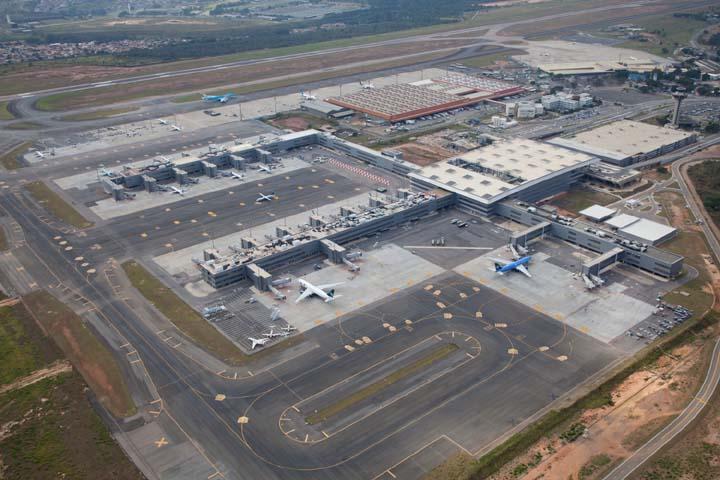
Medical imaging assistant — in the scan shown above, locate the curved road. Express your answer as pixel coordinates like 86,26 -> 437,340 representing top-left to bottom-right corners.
603,338 -> 720,479
603,153 -> 720,480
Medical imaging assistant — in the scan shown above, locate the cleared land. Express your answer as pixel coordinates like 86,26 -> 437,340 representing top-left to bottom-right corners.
631,334 -> 720,480
22,290 -> 136,418
59,107 -> 139,121
24,181 -> 93,229
306,343 -> 459,425
655,188 -> 716,314
425,312 -> 719,480
0,142 -> 30,170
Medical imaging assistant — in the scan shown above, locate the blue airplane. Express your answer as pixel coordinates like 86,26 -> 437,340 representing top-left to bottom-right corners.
202,93 -> 236,103
490,255 -> 533,278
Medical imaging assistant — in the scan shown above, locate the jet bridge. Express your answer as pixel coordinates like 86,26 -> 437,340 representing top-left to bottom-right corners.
582,247 -> 625,277
510,221 -> 551,248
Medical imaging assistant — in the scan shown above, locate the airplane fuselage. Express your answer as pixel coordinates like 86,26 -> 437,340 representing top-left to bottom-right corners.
495,256 -> 532,273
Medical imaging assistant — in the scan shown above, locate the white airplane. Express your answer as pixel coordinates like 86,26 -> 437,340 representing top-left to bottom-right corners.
171,124 -> 182,132
262,328 -> 290,338
300,90 -> 317,101
35,151 -> 46,158
231,171 -> 245,180
295,278 -> 343,303
99,168 -> 114,177
249,337 -> 270,349
256,192 -> 275,202
257,164 -> 272,174
281,325 -> 297,332
170,186 -> 187,196
360,81 -> 375,89
158,119 -> 168,125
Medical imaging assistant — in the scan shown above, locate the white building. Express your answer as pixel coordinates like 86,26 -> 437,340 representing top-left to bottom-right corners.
409,138 -> 597,215
541,91 -> 592,112
516,101 -> 537,119
549,120 -> 697,166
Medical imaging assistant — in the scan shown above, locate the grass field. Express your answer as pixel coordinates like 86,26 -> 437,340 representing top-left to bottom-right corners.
22,291 -> 136,418
0,301 -> 61,384
0,375 -> 145,479
59,107 -> 139,121
0,100 -> 14,120
121,260 -> 248,364
448,49 -> 525,69
171,50 -> 454,104
121,261 -> 302,366
24,181 -> 93,229
38,44 -> 461,111
0,292 -> 143,479
5,121 -> 42,130
588,12 -> 711,56
0,142 -> 30,170
1,0 -> 633,99
550,187 -> 618,213
306,343 -> 459,425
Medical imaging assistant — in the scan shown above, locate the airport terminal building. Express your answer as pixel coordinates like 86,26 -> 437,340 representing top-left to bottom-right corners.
409,138 -> 597,216
548,120 -> 696,166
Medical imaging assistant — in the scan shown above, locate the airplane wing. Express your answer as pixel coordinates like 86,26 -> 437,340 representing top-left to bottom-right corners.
316,282 -> 344,291
488,258 -> 511,267
515,264 -> 532,278
295,288 -> 315,303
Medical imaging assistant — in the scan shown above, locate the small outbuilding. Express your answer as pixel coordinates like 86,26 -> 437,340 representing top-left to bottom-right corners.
619,219 -> 676,246
579,204 -> 616,222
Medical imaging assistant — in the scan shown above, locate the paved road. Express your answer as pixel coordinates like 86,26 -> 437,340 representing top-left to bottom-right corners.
603,338 -> 720,479
672,153 -> 720,263
601,149 -> 720,480
1,0 -> 712,105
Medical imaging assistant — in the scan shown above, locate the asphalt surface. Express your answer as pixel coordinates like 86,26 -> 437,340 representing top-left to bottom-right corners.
1,0 -> 715,141
1,0 -> 718,476
594,146 -> 720,479
0,171 -> 622,479
73,167 -> 367,258
0,0 -> 693,104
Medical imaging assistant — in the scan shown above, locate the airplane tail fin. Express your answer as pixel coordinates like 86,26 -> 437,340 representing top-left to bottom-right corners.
325,292 -> 342,303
